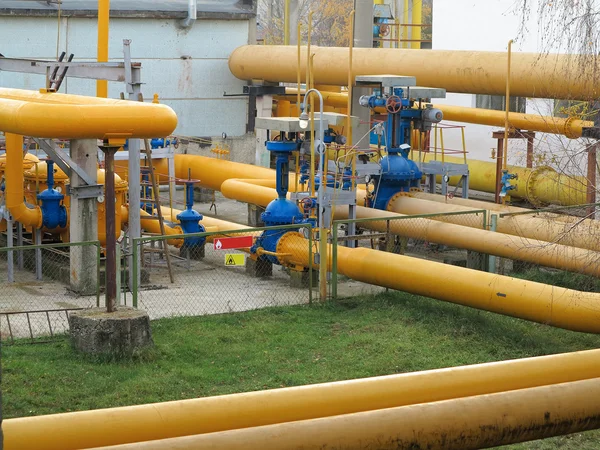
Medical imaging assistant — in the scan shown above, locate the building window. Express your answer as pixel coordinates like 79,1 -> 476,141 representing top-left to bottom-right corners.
475,95 -> 526,113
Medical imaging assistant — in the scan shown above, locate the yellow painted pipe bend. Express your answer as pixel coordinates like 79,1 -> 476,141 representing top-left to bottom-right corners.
7,349 -> 600,450
220,180 -> 600,278
420,153 -> 588,206
87,378 -> 600,450
0,88 -> 177,139
278,88 -> 594,138
387,193 -> 600,253
229,45 -> 600,100
277,232 -> 600,333
4,133 -> 43,228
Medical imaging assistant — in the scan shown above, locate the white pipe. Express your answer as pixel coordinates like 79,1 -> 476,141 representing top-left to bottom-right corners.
180,0 -> 197,28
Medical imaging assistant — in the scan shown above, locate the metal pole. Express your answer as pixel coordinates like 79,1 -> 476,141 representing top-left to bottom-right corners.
495,137 -> 503,204
488,214 -> 498,274
103,145 -> 117,312
7,217 -> 14,283
16,222 -> 23,269
35,228 -> 42,280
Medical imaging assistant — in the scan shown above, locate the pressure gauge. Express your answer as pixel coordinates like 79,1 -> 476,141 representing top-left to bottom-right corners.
443,175 -> 450,183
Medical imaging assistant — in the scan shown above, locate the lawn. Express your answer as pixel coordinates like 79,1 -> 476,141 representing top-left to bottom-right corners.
3,268 -> 600,449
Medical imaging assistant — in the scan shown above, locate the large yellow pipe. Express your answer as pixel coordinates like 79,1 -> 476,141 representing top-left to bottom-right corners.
229,45 -> 600,100
0,88 -> 177,139
7,348 -> 600,450
421,153 -> 588,206
387,193 -> 600,252
278,232 -> 600,333
97,0 -> 110,98
4,133 -> 43,228
87,378 -> 600,450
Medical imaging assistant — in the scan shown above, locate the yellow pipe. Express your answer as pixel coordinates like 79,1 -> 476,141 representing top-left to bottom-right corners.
348,10 -> 355,190
387,193 -> 600,252
503,40 -> 513,180
277,89 -> 594,138
229,45 -> 600,100
411,0 -> 421,50
435,103 -> 593,139
4,133 -> 43,228
89,378 -> 600,450
97,0 -> 110,98
283,0 -> 290,45
421,153 -> 588,206
8,348 -> 600,450
219,179 -> 600,278
278,232 -> 600,333
0,89 -> 177,139
402,0 -> 409,49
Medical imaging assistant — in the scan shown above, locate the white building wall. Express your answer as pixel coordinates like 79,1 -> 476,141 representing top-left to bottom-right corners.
0,16 -> 249,138
432,0 -> 588,176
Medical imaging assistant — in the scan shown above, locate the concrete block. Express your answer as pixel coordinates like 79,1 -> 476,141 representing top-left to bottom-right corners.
68,307 -> 153,358
289,269 -> 318,289
246,257 -> 272,277
194,187 -> 214,203
248,203 -> 265,227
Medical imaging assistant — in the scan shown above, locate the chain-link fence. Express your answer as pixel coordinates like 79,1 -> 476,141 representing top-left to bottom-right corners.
0,240 -> 100,344
130,224 -> 315,319
331,210 -> 488,300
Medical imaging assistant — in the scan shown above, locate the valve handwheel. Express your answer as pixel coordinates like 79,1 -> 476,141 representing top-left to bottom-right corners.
386,95 -> 402,114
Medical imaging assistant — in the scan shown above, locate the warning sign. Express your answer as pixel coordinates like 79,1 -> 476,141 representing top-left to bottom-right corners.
225,254 -> 245,267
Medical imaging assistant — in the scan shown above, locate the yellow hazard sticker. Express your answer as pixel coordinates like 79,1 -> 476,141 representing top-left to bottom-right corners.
225,253 -> 245,267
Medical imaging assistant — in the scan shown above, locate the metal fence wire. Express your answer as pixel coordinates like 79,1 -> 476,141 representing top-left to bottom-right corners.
130,224 -> 315,319
0,240 -> 100,344
331,210 -> 488,300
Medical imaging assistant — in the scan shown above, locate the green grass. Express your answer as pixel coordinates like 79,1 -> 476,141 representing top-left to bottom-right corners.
3,269 -> 600,449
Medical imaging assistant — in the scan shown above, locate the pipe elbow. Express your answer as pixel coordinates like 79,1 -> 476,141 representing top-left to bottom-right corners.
7,202 -> 43,228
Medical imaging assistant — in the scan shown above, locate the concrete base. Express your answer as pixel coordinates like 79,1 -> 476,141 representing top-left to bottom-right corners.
180,245 -> 205,260
289,269 -> 318,289
248,203 -> 265,227
194,187 -> 214,203
68,307 -> 153,358
246,257 -> 272,277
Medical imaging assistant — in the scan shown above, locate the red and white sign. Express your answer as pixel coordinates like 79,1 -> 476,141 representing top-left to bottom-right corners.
213,236 -> 253,250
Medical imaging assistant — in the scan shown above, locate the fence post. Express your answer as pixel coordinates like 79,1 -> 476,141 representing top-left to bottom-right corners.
331,223 -> 338,301
7,216 -> 14,282
308,225 -> 313,305
132,238 -> 139,308
96,242 -> 101,308
488,214 -> 498,274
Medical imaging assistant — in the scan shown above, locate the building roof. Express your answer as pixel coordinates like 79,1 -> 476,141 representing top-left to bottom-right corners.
0,0 -> 256,19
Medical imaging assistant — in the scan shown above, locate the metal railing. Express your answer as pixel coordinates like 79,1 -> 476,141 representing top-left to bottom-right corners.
130,224 -> 314,319
0,240 -> 101,343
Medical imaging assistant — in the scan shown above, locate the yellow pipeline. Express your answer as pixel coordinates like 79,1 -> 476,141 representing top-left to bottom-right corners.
229,45 -> 600,100
4,133 -> 43,228
7,348 -> 600,450
97,0 -> 110,98
435,103 -> 594,139
421,153 -> 588,206
387,193 -> 600,252
277,89 -> 595,138
219,180 -> 600,277
278,232 -> 600,333
0,88 -> 177,139
91,378 -> 600,450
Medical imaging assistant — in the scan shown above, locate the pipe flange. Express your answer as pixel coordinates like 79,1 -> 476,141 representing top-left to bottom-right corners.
563,117 -> 579,140
275,231 -> 305,267
385,191 -> 411,211
525,165 -> 555,207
